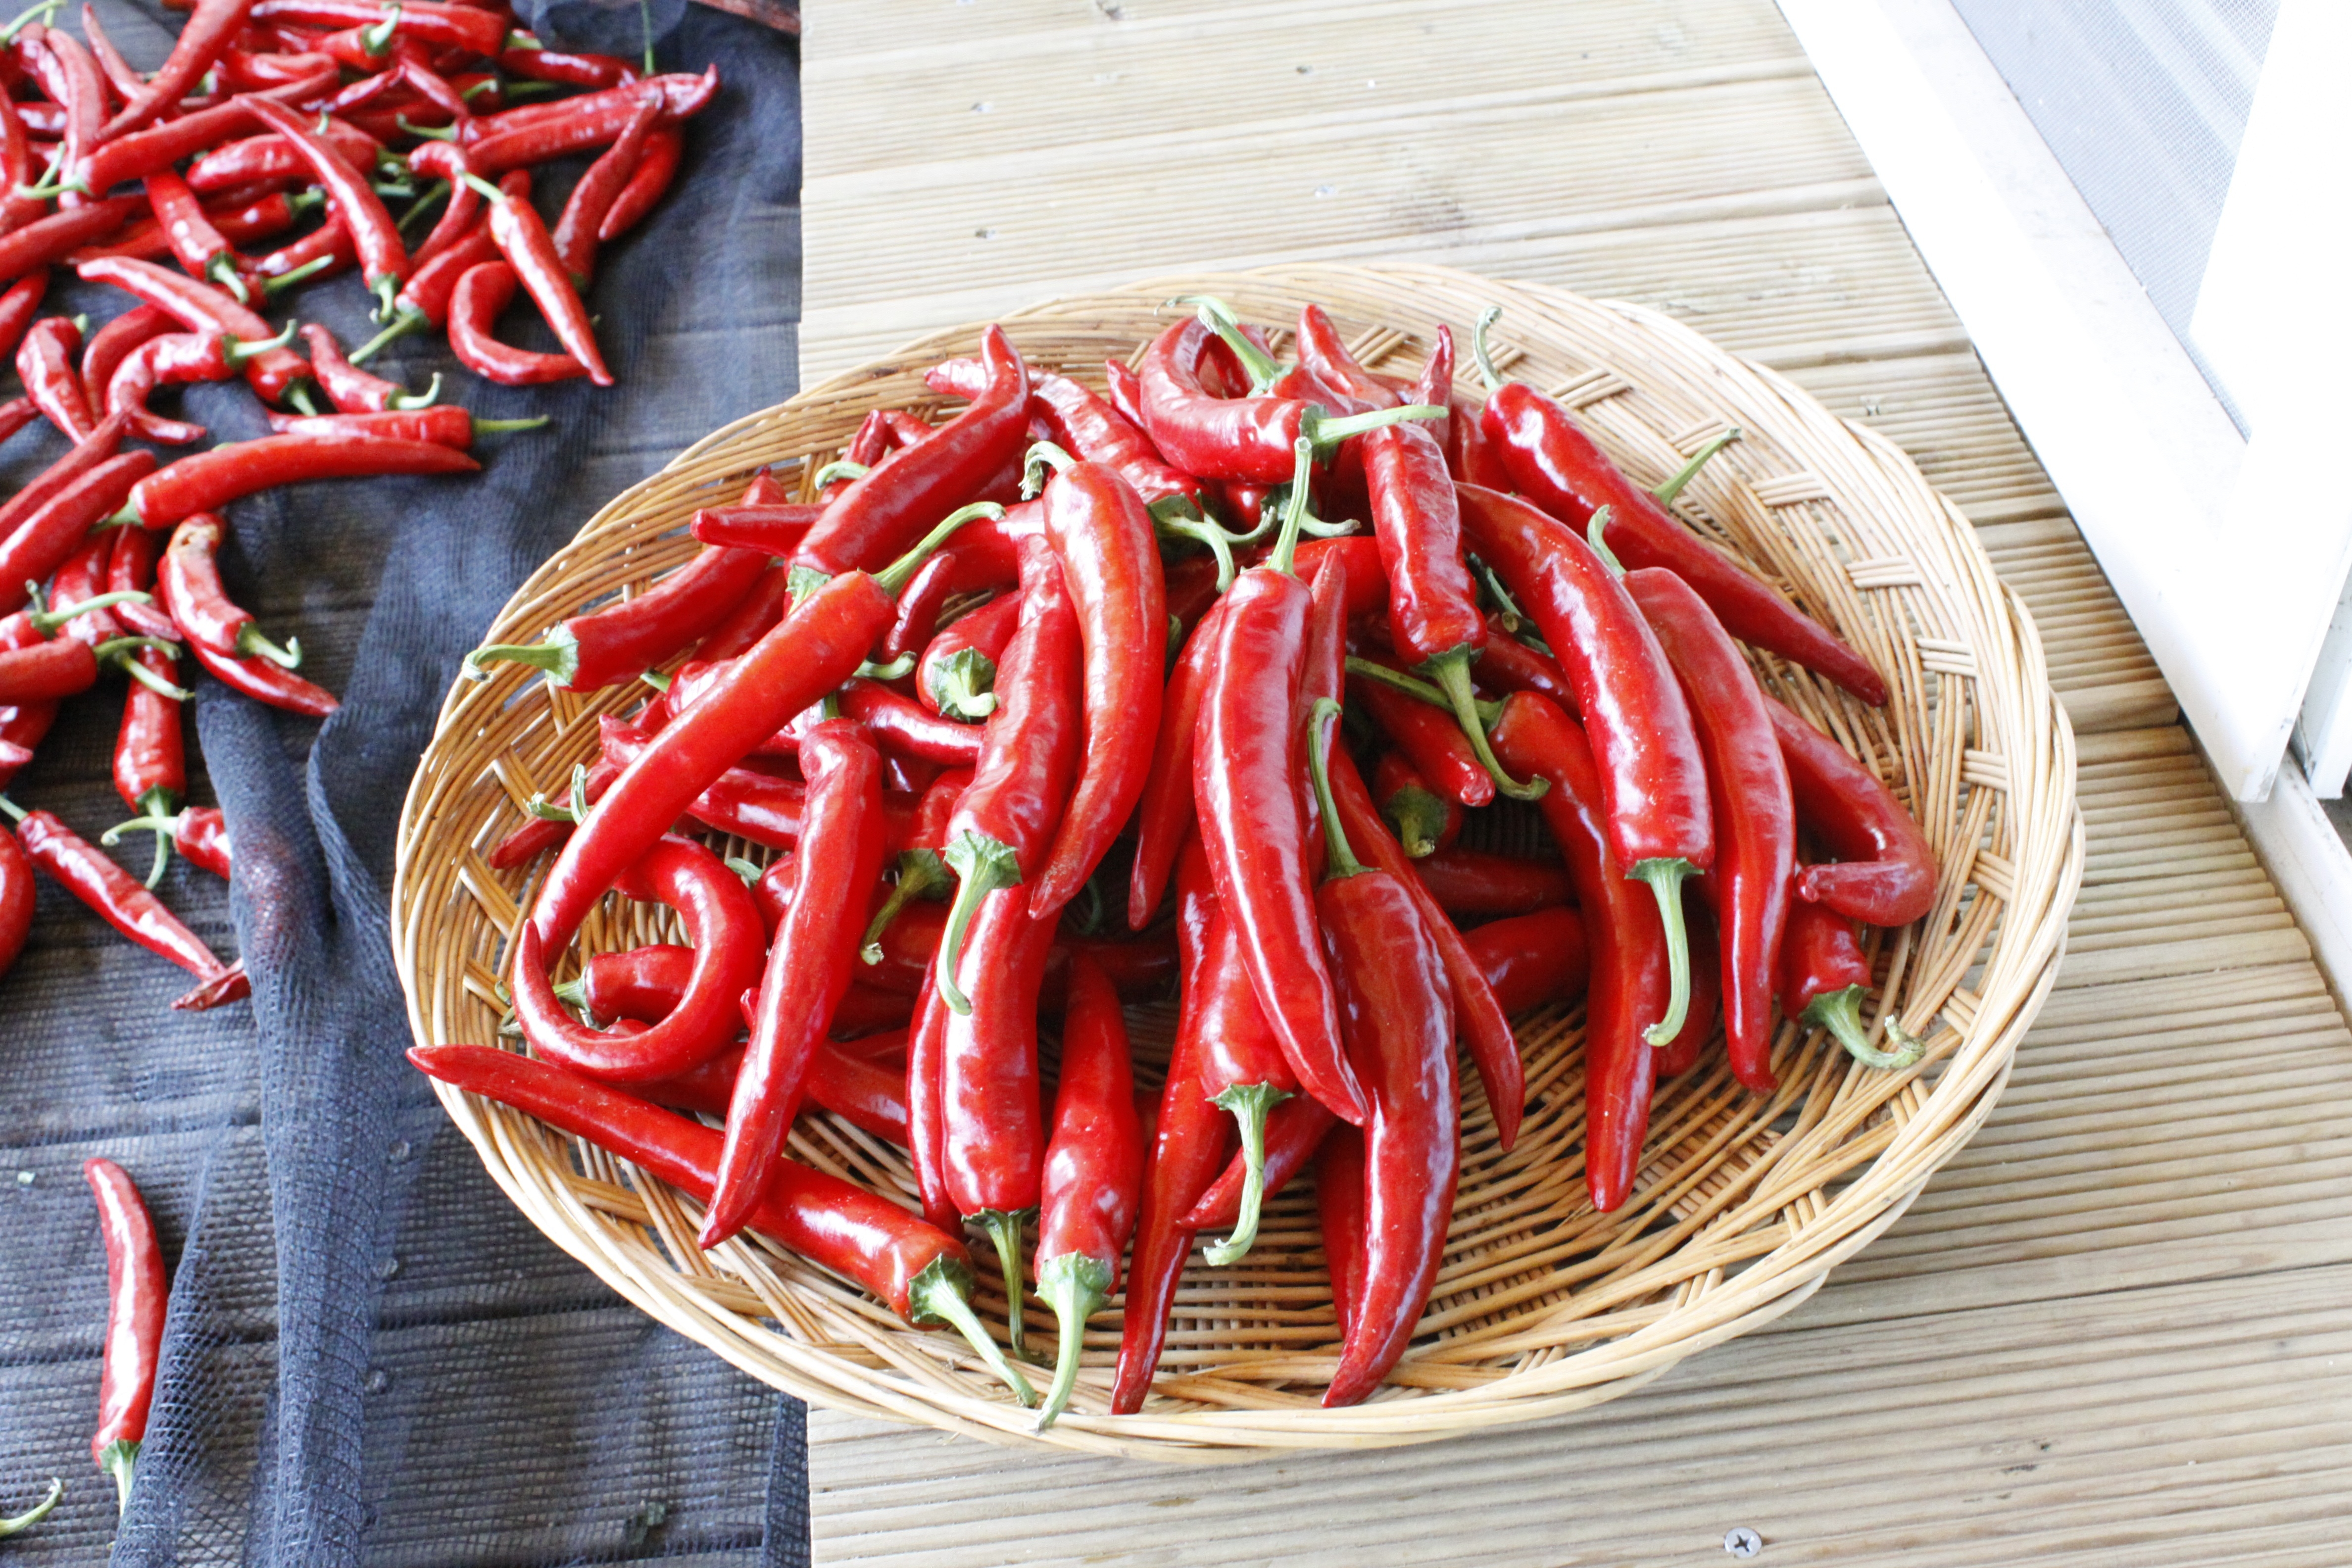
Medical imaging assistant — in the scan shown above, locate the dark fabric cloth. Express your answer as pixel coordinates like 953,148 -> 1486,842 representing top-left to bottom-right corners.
0,7 -> 811,1563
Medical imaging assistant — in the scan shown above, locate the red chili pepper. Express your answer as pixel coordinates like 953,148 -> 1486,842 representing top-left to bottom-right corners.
498,44 -> 637,91
104,802 -> 230,881
0,273 -> 46,364
408,69 -> 713,175
800,326 -> 1031,576
111,645 -> 186,886
1372,749 -> 1460,858
822,679 -> 972,768
704,722 -> 886,1246
108,322 -> 297,445
299,323 -> 438,413
145,168 -> 255,302
80,304 -> 174,412
235,95 -> 408,318
552,93 -> 658,283
176,620 -> 338,716
903,970 -> 956,1231
1488,691 -> 1664,1211
1121,597 -> 1220,934
445,259 -> 591,385
463,543 -> 769,693
1651,902 -> 1721,1080
1778,893 -> 1926,1071
1766,695 -> 1937,927
74,255 -> 312,403
246,215 -> 354,291
1410,846 -> 1572,918
0,812 -> 29,975
0,393 -> 35,445
104,499 -> 173,639
1348,654 -> 1494,809
0,197 -> 139,285
1022,447 -> 1164,917
856,764 -> 970,958
410,163 -> 483,267
101,0 -> 256,138
5,799 -> 246,1008
1471,311 -> 1886,704
66,68 -> 334,197
1626,567 -> 1793,1091
930,358 -> 1202,514
877,546 -> 1006,665
646,1031 -> 910,1146
184,116 -> 382,196
597,717 -> 925,853
406,1043 -> 1035,1402
1031,950 -> 1142,1428
1461,906 -> 1590,1017
1101,356 -> 1148,430
263,405 -> 548,447
916,591 -> 1017,722
1293,302 -> 1395,409
597,123 -> 681,243
22,26 -> 104,194
931,531 -> 1080,1015
689,501 -> 818,556
83,1158 -> 165,1515
158,513 -> 304,672
111,435 -> 480,532
0,448 -> 155,615
453,171 -> 609,384
17,313 -> 93,441
49,531 -> 123,646
1458,482 -> 1712,1045
1192,453 -> 1367,1124
530,509 -> 989,953
348,171 -> 518,362
1300,698 -> 1457,1407
249,0 -> 505,56
1317,1124 -> 1368,1343
1470,618 -> 1575,711
71,189 -> 313,271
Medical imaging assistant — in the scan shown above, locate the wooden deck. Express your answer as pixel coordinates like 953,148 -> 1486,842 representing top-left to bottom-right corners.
798,1 -> 2352,1560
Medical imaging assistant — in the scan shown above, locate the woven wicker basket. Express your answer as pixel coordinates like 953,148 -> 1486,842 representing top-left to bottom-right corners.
391,264 -> 2083,1460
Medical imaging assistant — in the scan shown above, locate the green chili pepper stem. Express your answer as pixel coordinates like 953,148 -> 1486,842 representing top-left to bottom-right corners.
103,640 -> 192,701
1020,439 -> 1076,498
860,850 -> 947,965
929,648 -> 998,722
1471,305 -> 1505,394
972,1206 -> 1037,1362
1305,402 -> 1447,446
1305,696 -> 1364,880
397,178 -> 450,235
1584,505 -> 1625,577
463,625 -> 581,686
1807,985 -> 1928,1071
1383,784 -> 1447,858
1652,428 -> 1741,507
369,274 -> 401,325
552,976 -> 590,1012
1428,651 -> 1547,801
28,589 -> 150,636
0,1477 -> 61,1538
810,458 -> 868,490
1032,1252 -> 1111,1430
347,309 -> 426,365
390,373 -> 443,410
459,171 -> 505,203
1203,1081 -> 1291,1267
1154,512 -> 1238,593
855,651 -> 915,681
907,1257 -> 1037,1406
283,382 -> 322,417
724,855 -> 763,885
1342,654 -> 1502,726
400,114 -> 456,142
934,832 -> 1020,1015
135,785 -> 176,888
639,0 -> 656,74
872,502 -> 1004,599
0,795 -> 26,824
223,318 -> 300,366
1169,295 -> 1283,392
1268,436 -> 1316,577
1633,858 -> 1697,1045
235,624 -> 301,670
98,1437 -> 137,1516
0,0 -> 61,47
360,1 -> 400,53
207,253 -> 250,304
261,253 -> 335,297
100,811 -> 186,849
473,414 -> 550,435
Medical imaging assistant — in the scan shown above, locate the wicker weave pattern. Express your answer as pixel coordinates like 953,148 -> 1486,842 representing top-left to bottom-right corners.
391,266 -> 2083,1459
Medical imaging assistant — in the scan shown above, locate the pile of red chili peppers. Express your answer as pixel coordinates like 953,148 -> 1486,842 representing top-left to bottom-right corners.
420,296 -> 1940,1428
0,2 -> 720,1016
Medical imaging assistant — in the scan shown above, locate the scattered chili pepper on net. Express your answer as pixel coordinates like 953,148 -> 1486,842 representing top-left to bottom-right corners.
84,1157 -> 166,1515
1471,307 -> 1885,704
174,621 -> 339,717
352,171 -> 527,361
158,513 -> 302,669
104,803 -> 231,882
446,260 -> 592,385
1372,749 -> 1460,859
1779,892 -> 1926,1072
931,531 -> 1080,1014
183,116 -> 384,198
0,448 -> 154,616
704,721 -> 886,1247
407,1044 -> 1035,1402
300,322 -> 439,413
427,68 -> 718,176
552,93 -> 659,283
2,797 -> 247,1008
106,321 -> 301,446
597,123 -> 683,241
0,625 -> 183,704
75,256 -> 313,404
1458,482 -> 1712,1047
264,405 -> 548,447
1488,691 -> 1664,1211
112,644 -> 186,886
1031,950 -> 1142,1429
145,167 -> 256,302
1629,567 -> 1793,1092
79,302 -> 173,412
17,312 -> 94,442
458,171 -> 609,384
234,94 -> 411,317
110,435 -> 481,532
1766,694 -> 1937,927
100,0 -> 256,138
916,590 -> 1017,723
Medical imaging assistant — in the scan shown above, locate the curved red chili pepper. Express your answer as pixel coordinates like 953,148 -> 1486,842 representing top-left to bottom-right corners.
264,406 -> 546,447
71,190 -> 312,274
18,314 -> 94,443
837,678 -> 983,768
1472,314 -> 1886,705
1025,449 -> 1164,917
511,833 -> 765,1084
0,201 -> 139,284
1628,568 -> 1792,1091
1293,302 -> 1395,408
433,68 -> 717,176
7,802 -> 247,1008
1651,902 -> 1721,1080
176,622 -> 339,717
705,722 -> 886,1246
80,303 -> 174,413
1470,618 -> 1576,711
300,323 -> 436,413
499,44 -> 638,92
446,260 -> 591,385
931,531 -> 1079,1014
84,1158 -> 165,1515
1458,482 -> 1712,1044
1317,1124 -> 1368,1344
1348,655 -> 1494,809
247,215 -> 355,291
100,0 -> 256,139
799,326 -> 1031,576
158,514 -> 302,670
466,544 -> 768,692
113,435 -> 479,531
1124,595 -> 1223,930
1292,551 -> 1350,871
553,94 -> 659,283
23,25 -> 105,195
185,117 -> 382,196
1488,692 -> 1665,1211
597,123 -> 682,243
690,501 -> 819,556
916,591 -> 1017,722
1372,749 -> 1461,858
112,645 -> 186,886
0,274 -> 47,367
104,328 -> 266,446
50,534 -> 125,648
235,95 -> 408,319
74,255 -> 311,403
1461,907 -> 1591,1017
903,970 -> 957,1231
0,449 -> 155,616
1410,846 -> 1572,918
350,172 -> 524,360
1766,695 -> 1937,927
0,817 -> 29,975
406,1043 -> 1035,1402
145,168 -> 253,302
1778,893 -> 1925,1071
1101,356 -> 1149,430
877,546 -> 1009,664
456,171 -> 609,384
1032,950 -> 1142,1428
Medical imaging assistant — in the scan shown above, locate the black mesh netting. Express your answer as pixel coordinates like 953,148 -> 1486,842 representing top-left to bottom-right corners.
0,6 -> 811,1562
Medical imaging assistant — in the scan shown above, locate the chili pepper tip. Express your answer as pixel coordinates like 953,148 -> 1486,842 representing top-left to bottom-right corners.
906,1255 -> 1038,1405
1633,857 -> 1698,1046
970,1207 -> 1037,1363
1032,1252 -> 1111,1430
1807,985 -> 1928,1072
0,1477 -> 62,1538
1202,1082 -> 1290,1267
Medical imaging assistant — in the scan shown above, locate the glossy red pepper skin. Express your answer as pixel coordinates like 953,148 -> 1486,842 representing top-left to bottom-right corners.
928,358 -> 1202,512
0,275 -> 47,367
1482,388 -> 1887,705
916,591 -> 1018,722
837,679 -> 983,767
164,806 -> 233,880
1349,659 -> 1493,808
1473,620 -> 1576,711
598,125 -> 682,242
554,95 -> 661,283
20,27 -> 104,196
101,0 -> 255,138
1317,1125 -> 1368,1344
158,514 -> 276,663
512,834 -> 765,1084
800,327 -> 1030,576
378,171 -> 524,334
77,74 -> 341,204
904,972 -> 956,1231
120,436 -> 478,529
264,407 -> 497,448
690,502 -> 819,556
1372,749 -> 1461,858
15,808 -> 248,1009
0,394 -> 35,445
0,448 -> 155,616
0,823 -> 30,975
1773,893 -> 1921,1075
1125,596 -> 1223,930
448,261 -> 592,385
646,1036 -> 911,1148
1457,484 -> 1713,877
185,117 -> 381,196
77,255 -> 309,402
1032,950 -> 1143,1425
1029,458 -> 1164,917
878,546 -> 1007,664
250,0 -> 506,58
145,169 -> 246,296
1139,316 -> 1320,484
475,173 -> 609,385
235,96 -> 408,309
1630,569 -> 1793,1091
1766,695 -> 1937,927
430,69 -> 717,175
113,646 -> 186,866
1316,850 -> 1456,1409
18,314 -> 94,442
1461,907 -> 1591,1017
300,323 -> 416,412
1195,563 -> 1366,1125
70,190 -> 304,270
1652,902 -> 1721,1080
499,44 -> 637,91
1101,356 -> 1149,431
178,626 -> 339,717
1363,331 -> 1484,668
0,195 -> 133,282
1489,693 -> 1664,1211
0,637 -> 122,702
51,534 -> 124,647
84,1158 -> 165,1512
469,543 -> 767,691
1410,846 -> 1573,918
80,304 -> 176,415
705,723 -> 886,1247
108,330 -> 247,445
